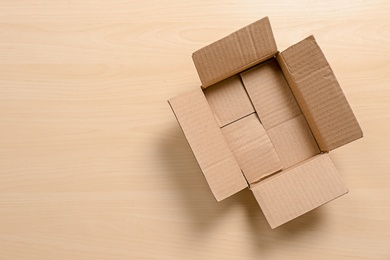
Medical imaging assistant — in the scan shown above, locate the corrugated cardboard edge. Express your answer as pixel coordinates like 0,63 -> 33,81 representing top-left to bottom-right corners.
276,36 -> 363,151
251,153 -> 348,229
168,89 -> 248,202
193,16 -> 278,88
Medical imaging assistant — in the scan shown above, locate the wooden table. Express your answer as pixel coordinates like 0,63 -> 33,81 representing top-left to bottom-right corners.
1,1 -> 389,259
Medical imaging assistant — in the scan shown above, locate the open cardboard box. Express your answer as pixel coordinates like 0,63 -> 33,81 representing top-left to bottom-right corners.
168,17 -> 363,229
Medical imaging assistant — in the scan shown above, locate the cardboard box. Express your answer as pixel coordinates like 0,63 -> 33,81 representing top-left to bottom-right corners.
168,17 -> 363,229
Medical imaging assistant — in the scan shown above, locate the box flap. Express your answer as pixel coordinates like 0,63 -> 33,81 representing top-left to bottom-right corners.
193,17 -> 278,88
221,114 -> 282,184
204,75 -> 255,127
251,153 -> 348,229
267,115 -> 320,169
240,58 -> 301,130
168,89 -> 248,201
277,36 -> 363,151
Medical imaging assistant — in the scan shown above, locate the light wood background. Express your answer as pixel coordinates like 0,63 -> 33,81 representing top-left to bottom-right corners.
1,1 -> 389,259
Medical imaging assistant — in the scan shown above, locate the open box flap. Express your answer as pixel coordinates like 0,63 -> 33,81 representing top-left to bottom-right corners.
276,36 -> 363,151
251,153 -> 348,229
168,89 -> 248,201
193,16 -> 278,88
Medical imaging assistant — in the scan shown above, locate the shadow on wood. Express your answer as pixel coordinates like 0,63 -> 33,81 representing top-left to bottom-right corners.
159,123 -> 325,247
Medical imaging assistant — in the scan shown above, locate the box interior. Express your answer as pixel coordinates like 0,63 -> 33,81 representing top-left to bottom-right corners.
203,57 -> 320,185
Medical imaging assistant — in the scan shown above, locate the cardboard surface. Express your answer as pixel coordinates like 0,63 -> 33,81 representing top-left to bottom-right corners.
168,89 -> 248,201
168,17 -> 363,229
267,115 -> 320,169
221,114 -> 282,184
192,17 -> 278,88
251,154 -> 348,229
277,36 -> 363,151
203,75 -> 255,127
240,58 -> 301,130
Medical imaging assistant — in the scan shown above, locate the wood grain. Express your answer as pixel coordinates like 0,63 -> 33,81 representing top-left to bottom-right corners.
0,0 -> 389,259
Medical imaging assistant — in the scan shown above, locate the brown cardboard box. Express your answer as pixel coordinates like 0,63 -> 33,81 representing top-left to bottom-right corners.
168,17 -> 363,229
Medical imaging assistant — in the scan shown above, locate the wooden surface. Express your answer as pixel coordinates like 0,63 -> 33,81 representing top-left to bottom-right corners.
0,1 -> 389,259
